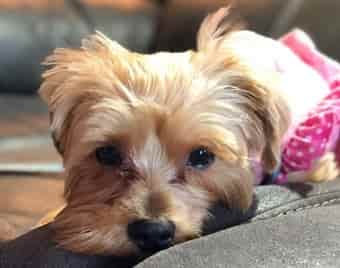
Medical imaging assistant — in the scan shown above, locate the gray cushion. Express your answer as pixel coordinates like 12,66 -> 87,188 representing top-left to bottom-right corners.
2,180 -> 340,267
137,180 -> 340,268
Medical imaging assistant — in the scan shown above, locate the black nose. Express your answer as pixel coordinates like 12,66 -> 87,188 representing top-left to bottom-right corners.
127,219 -> 175,252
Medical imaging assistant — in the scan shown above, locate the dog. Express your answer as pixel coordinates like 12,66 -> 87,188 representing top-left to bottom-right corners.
38,7 -> 339,256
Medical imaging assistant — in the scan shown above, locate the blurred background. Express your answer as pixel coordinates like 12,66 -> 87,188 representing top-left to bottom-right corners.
0,0 -> 340,241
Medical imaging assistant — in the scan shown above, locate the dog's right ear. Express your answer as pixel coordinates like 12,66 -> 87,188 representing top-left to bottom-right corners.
39,32 -> 129,156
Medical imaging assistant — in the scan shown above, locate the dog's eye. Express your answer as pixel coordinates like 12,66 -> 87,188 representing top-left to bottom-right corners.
187,147 -> 215,170
95,146 -> 123,166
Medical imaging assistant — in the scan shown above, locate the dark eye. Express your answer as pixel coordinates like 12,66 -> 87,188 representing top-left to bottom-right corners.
95,146 -> 123,166
187,147 -> 215,170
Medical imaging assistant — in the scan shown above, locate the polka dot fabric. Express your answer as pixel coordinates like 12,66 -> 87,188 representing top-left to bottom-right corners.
273,30 -> 340,184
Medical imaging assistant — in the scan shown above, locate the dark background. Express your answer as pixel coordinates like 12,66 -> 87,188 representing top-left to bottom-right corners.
0,0 -> 339,94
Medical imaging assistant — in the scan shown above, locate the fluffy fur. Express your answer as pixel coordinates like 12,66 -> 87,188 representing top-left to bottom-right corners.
39,8 -> 290,256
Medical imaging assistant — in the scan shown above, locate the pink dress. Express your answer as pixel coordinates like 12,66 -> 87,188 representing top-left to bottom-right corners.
270,30 -> 340,184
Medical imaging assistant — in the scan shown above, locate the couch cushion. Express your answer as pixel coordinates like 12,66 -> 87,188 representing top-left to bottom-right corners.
2,179 -> 340,268
136,205 -> 340,268
136,180 -> 340,268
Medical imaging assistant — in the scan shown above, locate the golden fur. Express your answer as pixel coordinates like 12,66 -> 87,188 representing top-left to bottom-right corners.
38,7 -> 333,256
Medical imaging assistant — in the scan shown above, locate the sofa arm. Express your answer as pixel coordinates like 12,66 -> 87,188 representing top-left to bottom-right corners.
2,179 -> 340,268
137,206 -> 340,267
0,224 -> 138,268
137,180 -> 340,268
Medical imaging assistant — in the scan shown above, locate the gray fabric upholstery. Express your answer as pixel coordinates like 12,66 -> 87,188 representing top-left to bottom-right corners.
137,206 -> 340,268
0,225 -> 138,268
2,180 -> 340,267
137,180 -> 340,268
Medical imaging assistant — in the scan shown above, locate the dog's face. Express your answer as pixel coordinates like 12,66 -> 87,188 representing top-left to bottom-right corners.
39,8 -> 288,256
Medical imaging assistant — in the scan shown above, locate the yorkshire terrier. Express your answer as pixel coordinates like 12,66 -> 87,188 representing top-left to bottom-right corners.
38,8 -> 339,256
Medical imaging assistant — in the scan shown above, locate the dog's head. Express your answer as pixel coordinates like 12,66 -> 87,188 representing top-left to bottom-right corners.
39,8 -> 289,256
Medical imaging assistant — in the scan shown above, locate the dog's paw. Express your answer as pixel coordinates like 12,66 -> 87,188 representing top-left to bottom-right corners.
286,152 -> 340,183
309,152 -> 340,182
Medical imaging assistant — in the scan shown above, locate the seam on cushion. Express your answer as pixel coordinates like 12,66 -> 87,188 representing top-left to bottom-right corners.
252,194 -> 340,222
270,197 -> 340,217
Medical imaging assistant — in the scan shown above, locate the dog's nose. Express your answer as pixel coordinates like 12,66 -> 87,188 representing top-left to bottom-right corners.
127,219 -> 175,252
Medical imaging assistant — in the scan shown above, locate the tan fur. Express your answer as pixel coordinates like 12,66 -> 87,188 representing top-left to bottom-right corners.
287,152 -> 340,183
39,8 -> 291,256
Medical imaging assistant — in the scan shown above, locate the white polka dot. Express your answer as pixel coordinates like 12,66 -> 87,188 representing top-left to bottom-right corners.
309,147 -> 315,154
286,149 -> 291,156
297,151 -> 304,157
292,141 -> 298,147
306,136 -> 312,141
321,142 -> 326,148
316,128 -> 323,134
327,122 -> 332,128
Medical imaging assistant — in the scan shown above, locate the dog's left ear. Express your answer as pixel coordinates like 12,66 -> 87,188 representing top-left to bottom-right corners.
195,7 -> 290,173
